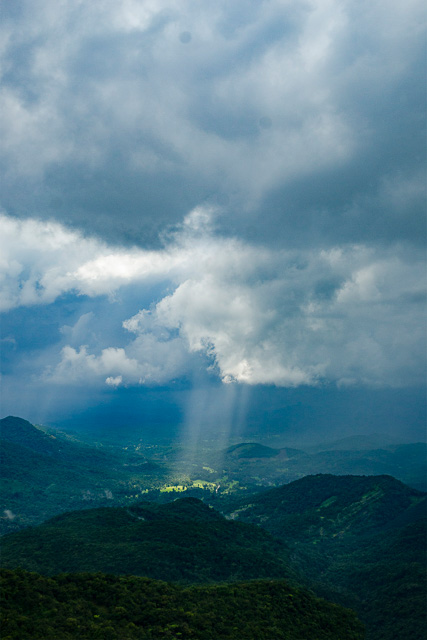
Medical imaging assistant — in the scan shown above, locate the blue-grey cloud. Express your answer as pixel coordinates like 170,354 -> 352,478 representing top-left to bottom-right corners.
1,0 -> 424,248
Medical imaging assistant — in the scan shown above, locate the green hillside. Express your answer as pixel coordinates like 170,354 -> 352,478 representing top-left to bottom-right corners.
0,416 -> 166,533
228,474 -> 426,640
295,445 -> 427,491
229,473 -> 425,539
0,569 -> 364,640
0,498 -> 294,584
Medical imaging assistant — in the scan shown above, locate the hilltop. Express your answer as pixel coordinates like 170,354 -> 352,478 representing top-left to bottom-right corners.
0,497 -> 295,584
0,416 -> 168,533
227,474 -> 426,640
225,442 -> 283,458
196,437 -> 427,491
228,473 -> 425,539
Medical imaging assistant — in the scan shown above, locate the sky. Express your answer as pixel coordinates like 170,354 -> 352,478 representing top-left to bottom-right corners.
0,0 -> 426,445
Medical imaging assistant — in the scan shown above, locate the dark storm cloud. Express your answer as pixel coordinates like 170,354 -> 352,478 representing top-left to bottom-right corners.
1,0 -> 424,248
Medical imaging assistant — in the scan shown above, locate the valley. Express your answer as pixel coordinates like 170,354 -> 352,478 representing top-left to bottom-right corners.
0,415 -> 426,639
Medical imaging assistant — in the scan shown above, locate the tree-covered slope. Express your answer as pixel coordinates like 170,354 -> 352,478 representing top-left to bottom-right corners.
296,445 -> 427,491
199,438 -> 426,491
228,474 -> 426,640
229,473 -> 425,540
0,498 -> 294,584
0,416 -> 166,534
0,569 -> 364,640
0,416 -> 124,467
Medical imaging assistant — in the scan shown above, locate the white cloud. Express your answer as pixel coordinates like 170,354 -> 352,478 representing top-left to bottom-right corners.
2,208 -> 420,389
0,212 -> 183,311
105,375 -> 123,388
48,345 -> 138,384
47,330 -> 193,387
145,243 -> 425,387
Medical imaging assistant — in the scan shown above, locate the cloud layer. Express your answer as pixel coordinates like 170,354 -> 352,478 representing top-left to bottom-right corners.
1,210 -> 424,388
1,0 -> 425,246
0,1 -> 425,433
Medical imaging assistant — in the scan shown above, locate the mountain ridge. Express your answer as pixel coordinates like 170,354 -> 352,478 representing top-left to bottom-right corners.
0,497 -> 295,584
226,474 -> 426,640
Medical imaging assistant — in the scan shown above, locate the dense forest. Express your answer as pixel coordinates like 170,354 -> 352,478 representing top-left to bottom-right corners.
0,498 -> 295,584
229,474 -> 427,640
1,416 -> 425,535
1,569 -> 364,640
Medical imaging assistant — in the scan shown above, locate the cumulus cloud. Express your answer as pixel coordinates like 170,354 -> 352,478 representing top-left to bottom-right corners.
4,208 -> 422,389
105,375 -> 123,388
143,243 -> 425,387
46,329 -> 193,387
0,212 -> 182,311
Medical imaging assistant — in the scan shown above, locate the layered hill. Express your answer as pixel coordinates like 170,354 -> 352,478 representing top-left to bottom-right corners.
227,474 -> 426,640
0,416 -> 164,533
228,473 -> 425,540
0,497 -> 294,584
225,442 -> 284,458
203,439 -> 427,491
0,569 -> 364,640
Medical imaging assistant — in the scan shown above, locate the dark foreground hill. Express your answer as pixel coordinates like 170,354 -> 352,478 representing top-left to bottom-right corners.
228,474 -> 426,640
0,497 -> 294,584
0,569 -> 364,640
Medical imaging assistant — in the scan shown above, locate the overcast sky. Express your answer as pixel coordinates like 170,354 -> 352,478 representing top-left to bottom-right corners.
1,0 -> 425,443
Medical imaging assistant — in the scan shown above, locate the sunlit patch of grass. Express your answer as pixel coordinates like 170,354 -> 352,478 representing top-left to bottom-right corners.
191,480 -> 217,490
160,485 -> 188,493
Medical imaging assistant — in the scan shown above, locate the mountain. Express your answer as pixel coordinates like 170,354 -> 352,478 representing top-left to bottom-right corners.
0,416 -> 165,534
1,416 -> 60,454
195,438 -> 427,492
1,415 -> 128,466
225,442 -> 282,458
227,474 -> 426,640
295,444 -> 427,491
0,569 -> 364,640
228,473 -> 425,539
307,433 -> 404,452
0,497 -> 295,584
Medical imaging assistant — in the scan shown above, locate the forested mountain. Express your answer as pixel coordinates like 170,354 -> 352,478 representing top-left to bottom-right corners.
225,442 -> 286,458
2,415 -> 425,537
227,474 -> 426,640
228,473 -> 425,539
1,497 -> 294,584
0,416 -> 164,534
0,570 -> 364,640
202,439 -> 427,491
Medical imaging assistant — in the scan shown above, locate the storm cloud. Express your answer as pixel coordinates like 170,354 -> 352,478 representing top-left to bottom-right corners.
1,0 -> 424,246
